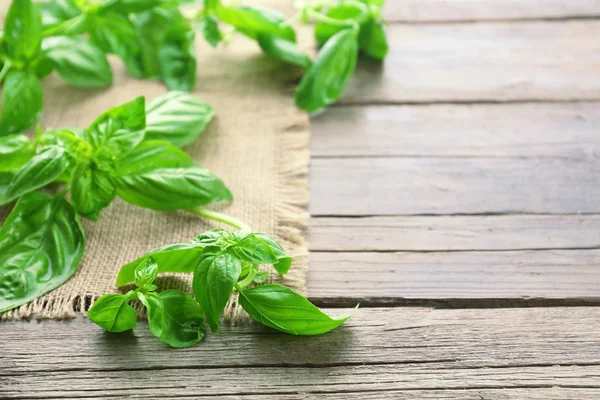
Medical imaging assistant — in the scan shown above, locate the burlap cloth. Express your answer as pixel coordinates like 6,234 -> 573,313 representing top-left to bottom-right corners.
0,1 -> 310,320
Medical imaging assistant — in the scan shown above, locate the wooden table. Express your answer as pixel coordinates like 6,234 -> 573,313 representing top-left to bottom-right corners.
3,1 -> 600,398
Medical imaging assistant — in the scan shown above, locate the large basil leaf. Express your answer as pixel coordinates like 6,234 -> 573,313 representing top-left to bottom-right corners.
193,247 -> 241,333
0,134 -> 35,172
238,284 -> 353,335
252,232 -> 292,274
84,96 -> 146,159
87,11 -> 141,76
112,141 -> 232,211
0,192 -> 85,313
314,3 -> 369,46
217,6 -> 295,42
5,0 -> 43,62
137,291 -> 164,337
0,146 -> 71,206
257,34 -> 312,68
70,164 -> 116,221
44,36 -> 113,88
295,29 -> 358,113
197,15 -> 222,48
158,290 -> 205,348
145,92 -> 214,147
88,293 -> 137,332
116,243 -> 203,286
0,69 -> 44,136
227,234 -> 278,264
359,19 -> 388,60
158,24 -> 196,92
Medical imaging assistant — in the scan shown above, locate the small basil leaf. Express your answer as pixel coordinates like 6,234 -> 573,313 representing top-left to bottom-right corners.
191,229 -> 232,248
44,36 -> 113,88
0,146 -> 71,206
134,257 -> 159,289
117,244 -> 203,286
238,284 -> 354,335
137,291 -> 164,337
145,91 -> 214,148
70,164 -> 116,221
84,96 -> 146,159
197,15 -> 222,47
38,0 -> 80,30
5,0 -> 43,62
253,271 -> 270,284
314,3 -> 369,46
359,19 -> 388,60
159,290 -> 205,348
295,29 -> 358,113
39,129 -> 92,162
113,141 -> 232,211
217,6 -> 295,42
227,234 -> 278,264
104,0 -> 165,13
0,69 -> 43,136
0,134 -> 35,172
252,232 -> 291,275
158,24 -> 197,91
0,192 -> 85,313
88,293 -> 137,333
257,34 -> 312,69
193,247 -> 241,333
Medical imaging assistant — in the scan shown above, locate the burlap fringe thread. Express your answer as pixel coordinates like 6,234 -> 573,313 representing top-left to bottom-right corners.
1,116 -> 310,322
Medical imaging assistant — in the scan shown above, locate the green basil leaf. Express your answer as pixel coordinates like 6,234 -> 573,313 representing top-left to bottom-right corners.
238,284 -> 354,335
197,15 -> 222,47
70,164 -> 116,221
0,69 -> 43,136
314,3 -> 369,46
38,0 -> 80,30
39,129 -> 92,162
158,290 -> 205,348
0,191 -> 85,313
359,19 -> 388,60
217,6 -> 295,42
253,270 -> 269,284
158,24 -> 196,91
137,291 -> 164,337
0,172 -> 14,197
134,256 -> 159,289
34,54 -> 55,79
104,0 -> 165,14
0,146 -> 71,206
252,232 -> 291,275
112,140 -> 232,211
295,29 -> 358,113
204,0 -> 220,11
145,91 -> 215,148
191,228 -> 232,248
87,11 -> 141,76
193,247 -> 241,333
5,0 -> 43,62
116,244 -> 203,286
44,36 -> 113,88
227,234 -> 278,264
84,96 -> 146,159
0,134 -> 35,172
257,34 -> 312,68
88,293 -> 137,332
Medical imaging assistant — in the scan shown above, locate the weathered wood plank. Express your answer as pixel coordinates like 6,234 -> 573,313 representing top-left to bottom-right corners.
2,308 -> 600,398
308,250 -> 600,302
386,0 -> 600,22
343,22 -> 600,103
311,103 -> 600,158
310,157 -> 600,215
309,215 -> 600,251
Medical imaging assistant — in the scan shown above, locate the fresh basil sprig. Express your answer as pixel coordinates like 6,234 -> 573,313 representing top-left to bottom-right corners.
0,92 -> 236,314
90,229 -> 355,347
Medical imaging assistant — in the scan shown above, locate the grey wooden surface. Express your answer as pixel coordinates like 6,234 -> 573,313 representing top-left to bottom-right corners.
2,1 -> 600,399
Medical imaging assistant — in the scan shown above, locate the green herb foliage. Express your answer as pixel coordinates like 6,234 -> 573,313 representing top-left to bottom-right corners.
0,0 -> 388,136
90,229 -> 355,347
0,93 -> 229,313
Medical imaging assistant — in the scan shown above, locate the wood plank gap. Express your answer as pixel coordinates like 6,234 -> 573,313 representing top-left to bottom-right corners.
309,247 -> 600,253
385,15 -> 600,24
336,99 -> 600,106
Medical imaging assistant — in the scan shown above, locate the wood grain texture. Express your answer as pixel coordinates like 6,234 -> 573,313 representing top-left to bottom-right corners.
309,215 -> 600,251
308,250 -> 600,301
311,103 -> 600,158
343,22 -> 600,103
2,308 -> 600,398
310,157 -> 600,215
385,0 -> 600,22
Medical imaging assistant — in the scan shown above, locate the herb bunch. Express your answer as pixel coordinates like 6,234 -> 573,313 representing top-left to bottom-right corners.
0,92 -> 238,313
89,229 -> 353,347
